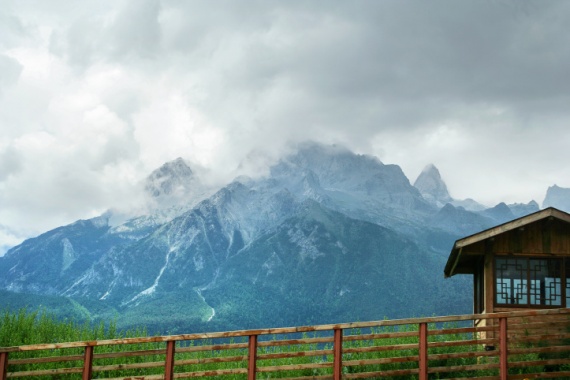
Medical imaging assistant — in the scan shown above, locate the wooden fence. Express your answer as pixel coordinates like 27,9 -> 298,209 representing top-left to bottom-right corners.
1,308 -> 570,379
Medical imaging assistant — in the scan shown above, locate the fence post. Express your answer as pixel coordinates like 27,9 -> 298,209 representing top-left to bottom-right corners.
248,335 -> 258,380
333,328 -> 343,380
419,322 -> 428,380
499,317 -> 508,380
82,346 -> 93,380
164,340 -> 176,380
0,352 -> 7,380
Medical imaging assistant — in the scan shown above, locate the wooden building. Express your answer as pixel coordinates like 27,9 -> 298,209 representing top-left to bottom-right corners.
444,207 -> 570,315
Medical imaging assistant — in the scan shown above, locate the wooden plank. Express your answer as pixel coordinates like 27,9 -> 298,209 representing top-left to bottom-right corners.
508,345 -> 570,356
343,368 -> 419,378
97,376 -> 164,380
511,332 -> 570,344
343,342 -> 418,354
509,371 -> 570,379
507,320 -> 570,331
258,337 -> 333,347
257,377 -> 332,380
5,366 -> 84,377
257,362 -> 331,372
94,348 -> 166,359
428,362 -> 500,374
92,360 -> 165,372
172,367 -> 249,378
429,338 -> 497,348
440,376 -> 499,380
177,342 -> 247,352
428,349 -> 497,361
96,375 -> 165,380
344,355 -> 418,366
175,354 -> 247,365
508,358 -> 570,368
344,330 -> 419,341
7,354 -> 83,365
428,326 -> 480,335
257,349 -> 332,361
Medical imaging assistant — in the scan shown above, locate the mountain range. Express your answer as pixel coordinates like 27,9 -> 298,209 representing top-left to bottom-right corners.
0,143 -> 564,333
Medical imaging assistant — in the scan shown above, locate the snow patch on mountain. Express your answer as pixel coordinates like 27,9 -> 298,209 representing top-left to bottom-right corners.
61,238 -> 76,271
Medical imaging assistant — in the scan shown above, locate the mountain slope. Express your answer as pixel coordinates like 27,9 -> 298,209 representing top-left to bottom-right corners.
204,200 -> 465,329
0,143 -> 536,333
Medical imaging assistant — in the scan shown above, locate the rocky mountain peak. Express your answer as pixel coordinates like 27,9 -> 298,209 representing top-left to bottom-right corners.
413,164 -> 452,207
543,185 -> 570,212
142,157 -> 216,217
480,202 -> 515,224
286,143 -> 384,183
144,158 -> 195,198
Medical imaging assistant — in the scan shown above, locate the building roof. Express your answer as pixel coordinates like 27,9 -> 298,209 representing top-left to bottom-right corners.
444,207 -> 570,278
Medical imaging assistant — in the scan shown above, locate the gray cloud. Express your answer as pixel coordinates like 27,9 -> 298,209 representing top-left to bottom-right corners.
0,54 -> 22,88
0,145 -> 22,180
1,0 -> 570,252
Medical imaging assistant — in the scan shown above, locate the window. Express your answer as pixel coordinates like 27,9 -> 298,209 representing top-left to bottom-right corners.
566,259 -> 570,307
495,257 -> 563,307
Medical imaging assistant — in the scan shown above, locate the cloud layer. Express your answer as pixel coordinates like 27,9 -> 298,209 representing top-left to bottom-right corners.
1,0 -> 570,251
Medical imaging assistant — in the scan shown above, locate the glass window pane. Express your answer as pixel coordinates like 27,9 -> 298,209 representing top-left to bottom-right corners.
496,258 -> 528,305
566,259 -> 570,307
529,259 -> 561,306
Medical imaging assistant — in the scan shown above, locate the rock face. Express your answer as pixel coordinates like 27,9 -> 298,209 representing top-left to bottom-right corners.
414,164 -> 453,207
0,143 -> 546,334
143,157 -> 214,213
145,158 -> 195,198
543,185 -> 570,213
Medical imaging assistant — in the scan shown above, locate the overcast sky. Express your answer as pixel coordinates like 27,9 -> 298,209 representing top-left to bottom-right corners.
1,0 -> 569,252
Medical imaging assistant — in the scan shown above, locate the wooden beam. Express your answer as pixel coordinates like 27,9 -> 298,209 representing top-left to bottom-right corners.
82,346 -> 93,380
164,341 -> 175,380
333,328 -> 343,380
248,335 -> 257,380
0,352 -> 7,380
419,323 -> 428,380
499,317 -> 508,380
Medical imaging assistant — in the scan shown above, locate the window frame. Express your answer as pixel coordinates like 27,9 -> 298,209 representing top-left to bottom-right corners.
493,255 -> 567,309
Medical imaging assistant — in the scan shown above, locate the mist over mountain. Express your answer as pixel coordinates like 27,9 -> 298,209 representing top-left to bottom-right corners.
0,143 -> 556,333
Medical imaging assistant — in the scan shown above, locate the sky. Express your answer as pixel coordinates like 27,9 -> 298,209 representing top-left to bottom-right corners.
1,0 -> 569,253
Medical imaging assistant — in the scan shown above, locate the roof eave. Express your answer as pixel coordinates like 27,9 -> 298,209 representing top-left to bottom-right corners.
443,207 -> 570,278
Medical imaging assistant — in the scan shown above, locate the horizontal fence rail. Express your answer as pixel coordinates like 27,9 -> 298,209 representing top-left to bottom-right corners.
1,308 -> 570,379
